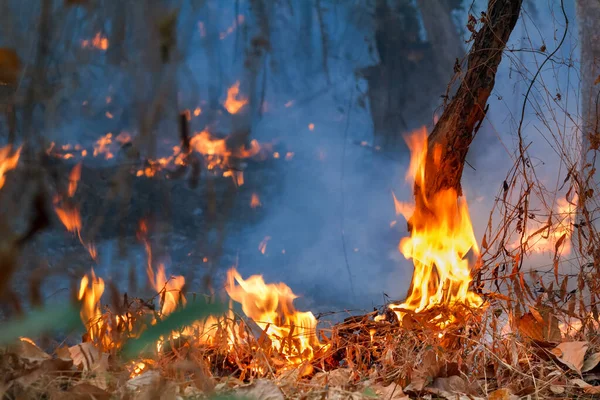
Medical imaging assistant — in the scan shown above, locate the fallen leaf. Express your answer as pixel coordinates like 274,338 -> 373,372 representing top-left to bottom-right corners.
65,383 -> 111,400
571,378 -> 600,394
311,368 -> 351,388
551,341 -> 589,373
488,388 -> 518,400
235,380 -> 284,400
126,370 -> 160,391
595,75 -> 600,85
431,375 -> 470,394
68,342 -> 107,372
10,338 -> 51,362
369,383 -> 408,400
549,384 -> 565,394
583,352 -> 600,372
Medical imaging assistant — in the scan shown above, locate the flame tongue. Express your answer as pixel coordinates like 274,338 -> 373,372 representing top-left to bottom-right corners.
391,127 -> 482,325
225,269 -> 321,364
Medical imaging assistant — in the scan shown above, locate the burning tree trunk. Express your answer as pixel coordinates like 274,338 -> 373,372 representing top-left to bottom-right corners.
415,0 -> 523,207
391,0 -> 523,325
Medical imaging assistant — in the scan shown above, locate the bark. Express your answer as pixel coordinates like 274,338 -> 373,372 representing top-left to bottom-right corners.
576,1 -> 600,157
416,0 -> 523,208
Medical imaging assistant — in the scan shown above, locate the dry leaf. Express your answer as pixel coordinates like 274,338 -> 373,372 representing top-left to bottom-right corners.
235,380 -> 284,400
571,378 -> 600,394
551,341 -> 589,373
595,75 -> 600,85
68,342 -> 108,372
431,375 -> 470,394
64,383 -> 111,400
10,338 -> 51,362
583,352 -> 600,372
549,385 -> 565,394
126,370 -> 160,391
311,368 -> 351,388
368,383 -> 409,400
487,388 -> 518,400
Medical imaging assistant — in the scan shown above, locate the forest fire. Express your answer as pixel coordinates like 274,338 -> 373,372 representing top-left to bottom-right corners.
389,127 -> 483,327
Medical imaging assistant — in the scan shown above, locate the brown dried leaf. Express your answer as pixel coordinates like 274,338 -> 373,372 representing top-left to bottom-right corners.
234,380 -> 284,400
431,376 -> 470,394
582,352 -> 600,372
63,383 -> 111,400
551,341 -> 589,373
368,383 -> 408,400
311,368 -> 351,388
571,378 -> 600,394
487,388 -> 518,400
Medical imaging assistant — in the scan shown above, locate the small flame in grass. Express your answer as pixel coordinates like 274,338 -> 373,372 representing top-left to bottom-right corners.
250,193 -> 262,208
0,145 -> 21,189
82,33 -> 108,50
224,81 -> 248,114
225,268 -> 323,364
78,269 -> 106,342
389,127 -> 482,326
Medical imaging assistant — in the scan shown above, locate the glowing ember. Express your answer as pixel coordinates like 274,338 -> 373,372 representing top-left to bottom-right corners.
250,193 -> 262,208
82,33 -> 108,50
389,127 -> 483,325
193,107 -> 202,117
68,163 -> 82,197
258,236 -> 271,255
225,268 -> 323,364
308,123 -> 315,131
93,133 -> 114,159
223,81 -> 248,114
0,145 -> 21,189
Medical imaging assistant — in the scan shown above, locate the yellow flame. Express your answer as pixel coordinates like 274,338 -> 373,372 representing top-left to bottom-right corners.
224,81 -> 248,114
389,127 -> 482,324
225,268 -> 322,364
0,145 -> 21,189
82,33 -> 108,50
78,269 -> 106,343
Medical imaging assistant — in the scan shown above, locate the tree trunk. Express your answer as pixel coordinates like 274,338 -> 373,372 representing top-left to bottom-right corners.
415,0 -> 523,210
576,1 -> 600,159
416,0 -> 464,100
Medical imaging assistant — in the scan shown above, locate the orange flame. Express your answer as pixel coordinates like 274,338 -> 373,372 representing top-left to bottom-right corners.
0,145 -> 21,189
68,163 -> 82,197
78,269 -> 106,342
225,268 -> 322,364
93,133 -> 114,159
250,193 -> 262,208
82,33 -> 108,50
389,127 -> 482,324
224,81 -> 248,114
